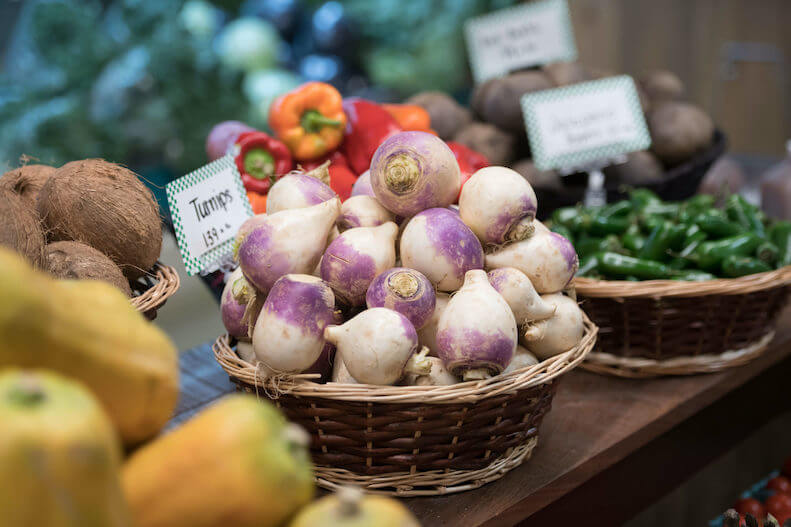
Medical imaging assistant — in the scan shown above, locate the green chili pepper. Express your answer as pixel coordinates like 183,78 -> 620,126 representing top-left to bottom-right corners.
668,223 -> 689,251
621,231 -> 646,254
721,255 -> 772,277
551,207 -> 580,229
755,241 -> 779,265
692,233 -> 763,272
577,255 -> 599,277
550,223 -> 574,243
589,216 -> 631,236
695,209 -> 744,239
629,189 -> 661,210
672,270 -> 717,281
725,195 -> 765,237
597,252 -> 677,279
769,220 -> 791,266
640,214 -> 665,233
639,221 -> 674,262
668,257 -> 691,270
679,229 -> 708,258
685,194 -> 715,211
600,200 -> 633,218
575,235 -> 623,257
641,202 -> 680,219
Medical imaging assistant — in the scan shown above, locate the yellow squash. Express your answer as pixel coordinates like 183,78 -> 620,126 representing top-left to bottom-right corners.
0,370 -> 131,527
0,248 -> 179,445
122,394 -> 315,527
288,487 -> 421,527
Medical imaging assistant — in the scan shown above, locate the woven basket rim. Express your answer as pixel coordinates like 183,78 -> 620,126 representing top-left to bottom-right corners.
214,314 -> 597,404
130,262 -> 180,313
574,265 -> 791,298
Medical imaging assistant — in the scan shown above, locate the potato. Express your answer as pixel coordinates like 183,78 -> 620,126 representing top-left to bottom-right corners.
453,122 -> 515,166
543,61 -> 590,86
604,151 -> 665,186
474,71 -> 553,135
405,91 -> 472,140
511,159 -> 563,191
641,70 -> 685,102
648,102 -> 714,165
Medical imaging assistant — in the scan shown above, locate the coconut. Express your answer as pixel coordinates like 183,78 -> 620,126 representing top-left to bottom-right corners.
0,164 -> 56,209
45,241 -> 132,296
648,102 -> 714,165
0,189 -> 46,268
37,159 -> 162,280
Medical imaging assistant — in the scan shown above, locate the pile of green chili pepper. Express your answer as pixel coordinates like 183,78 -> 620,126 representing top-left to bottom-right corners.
549,189 -> 791,281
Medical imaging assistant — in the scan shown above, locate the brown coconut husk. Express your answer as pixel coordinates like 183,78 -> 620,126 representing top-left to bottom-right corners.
45,241 -> 132,296
37,159 -> 162,280
0,164 -> 56,209
0,188 -> 46,268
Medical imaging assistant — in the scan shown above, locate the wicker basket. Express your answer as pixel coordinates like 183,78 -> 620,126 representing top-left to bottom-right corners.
575,266 -> 791,378
130,262 -> 180,320
213,315 -> 597,496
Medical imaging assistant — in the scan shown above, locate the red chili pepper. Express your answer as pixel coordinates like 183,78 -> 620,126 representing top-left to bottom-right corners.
447,141 -> 490,200
300,150 -> 349,172
235,131 -> 293,194
340,98 -> 402,175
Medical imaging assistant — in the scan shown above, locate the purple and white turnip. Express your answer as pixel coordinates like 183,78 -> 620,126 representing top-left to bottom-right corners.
252,274 -> 336,373
338,195 -> 395,230
220,267 -> 256,339
436,269 -> 517,380
400,207 -> 484,291
521,293 -> 584,360
487,267 -> 555,325
370,131 -> 460,217
266,172 -> 337,214
365,267 -> 436,330
350,169 -> 374,198
503,346 -> 539,374
320,222 -> 398,306
486,230 -> 578,294
459,166 -> 537,245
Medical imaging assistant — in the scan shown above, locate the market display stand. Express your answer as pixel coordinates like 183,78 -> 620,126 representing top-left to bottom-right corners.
170,309 -> 791,526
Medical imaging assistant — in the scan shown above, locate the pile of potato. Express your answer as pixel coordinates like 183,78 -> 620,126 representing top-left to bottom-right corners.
0,159 -> 163,295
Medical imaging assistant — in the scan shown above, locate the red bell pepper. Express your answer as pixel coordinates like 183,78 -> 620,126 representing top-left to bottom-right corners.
235,131 -> 293,194
340,98 -> 402,175
300,150 -> 349,171
301,153 -> 356,201
447,141 -> 490,200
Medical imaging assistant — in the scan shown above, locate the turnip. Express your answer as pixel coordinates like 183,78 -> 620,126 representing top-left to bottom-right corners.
331,355 -> 357,384
436,270 -> 517,380
459,166 -> 538,245
236,339 -> 256,363
503,346 -> 539,374
266,172 -> 337,214
403,355 -> 459,386
252,274 -> 336,373
234,213 -> 267,256
485,231 -> 578,294
370,131 -> 460,217
324,308 -> 419,385
521,293 -> 584,360
320,222 -> 398,306
365,267 -> 436,330
400,208 -> 484,291
238,198 -> 340,292
221,267 -> 257,338
206,120 -> 254,160
350,170 -> 374,197
338,195 -> 395,230
487,267 -> 555,325
416,291 -> 450,356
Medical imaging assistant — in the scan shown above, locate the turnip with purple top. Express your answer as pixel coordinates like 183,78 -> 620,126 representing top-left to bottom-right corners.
237,197 -> 340,292
220,267 -> 258,339
521,293 -> 584,360
400,207 -> 484,292
486,230 -> 578,294
503,346 -> 539,374
320,222 -> 398,306
365,267 -> 435,330
252,274 -> 336,373
350,169 -> 374,198
370,131 -> 460,217
266,172 -> 337,214
487,267 -> 555,325
459,166 -> 538,245
417,291 -> 450,356
338,195 -> 395,230
436,270 -> 517,380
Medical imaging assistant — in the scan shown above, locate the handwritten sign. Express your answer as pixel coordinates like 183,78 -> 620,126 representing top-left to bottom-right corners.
464,0 -> 576,83
521,75 -> 651,171
166,155 -> 253,275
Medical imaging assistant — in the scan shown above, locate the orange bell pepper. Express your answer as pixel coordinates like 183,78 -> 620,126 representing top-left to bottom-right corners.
268,82 -> 347,161
383,104 -> 436,135
246,191 -> 267,215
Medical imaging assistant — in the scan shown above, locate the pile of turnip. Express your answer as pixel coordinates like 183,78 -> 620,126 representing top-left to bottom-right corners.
225,131 -> 586,386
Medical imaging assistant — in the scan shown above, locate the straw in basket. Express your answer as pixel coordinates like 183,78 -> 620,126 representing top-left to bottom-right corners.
130,262 -> 180,320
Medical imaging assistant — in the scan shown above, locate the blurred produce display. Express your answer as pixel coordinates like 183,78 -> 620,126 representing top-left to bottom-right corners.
0,0 -> 516,175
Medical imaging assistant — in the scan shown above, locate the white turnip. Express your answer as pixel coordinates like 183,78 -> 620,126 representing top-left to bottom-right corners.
365,267 -> 435,330
370,131 -> 460,217
403,355 -> 459,386
485,230 -> 578,294
459,166 -> 537,245
331,356 -> 357,384
320,222 -> 398,306
436,270 -> 517,380
400,207 -> 484,291
338,195 -> 395,230
416,291 -> 450,356
503,346 -> 539,374
350,169 -> 374,197
252,274 -> 336,373
266,172 -> 337,214
487,267 -> 555,325
521,294 -> 584,360
237,197 -> 340,292
324,308 -> 418,385
236,339 -> 256,363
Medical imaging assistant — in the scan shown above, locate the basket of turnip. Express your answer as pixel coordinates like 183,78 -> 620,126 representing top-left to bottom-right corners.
213,132 -> 596,496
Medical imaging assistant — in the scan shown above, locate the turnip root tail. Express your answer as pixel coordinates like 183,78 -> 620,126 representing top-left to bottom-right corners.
505,218 -> 535,243
523,320 -> 548,342
462,368 -> 492,381
404,346 -> 432,376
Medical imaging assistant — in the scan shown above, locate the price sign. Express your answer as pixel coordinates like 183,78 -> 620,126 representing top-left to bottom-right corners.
464,0 -> 576,83
166,155 -> 253,275
521,75 -> 651,172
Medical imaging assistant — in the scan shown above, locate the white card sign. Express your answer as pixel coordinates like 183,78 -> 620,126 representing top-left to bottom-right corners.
166,155 -> 253,275
464,0 -> 577,83
521,75 -> 651,171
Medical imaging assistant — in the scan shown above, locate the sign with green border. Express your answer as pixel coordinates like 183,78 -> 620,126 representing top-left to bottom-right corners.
521,75 -> 651,171
464,0 -> 576,83
166,155 -> 253,275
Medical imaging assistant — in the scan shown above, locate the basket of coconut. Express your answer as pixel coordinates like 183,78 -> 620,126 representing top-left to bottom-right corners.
553,190 -> 791,378
0,159 -> 179,319
213,132 -> 597,496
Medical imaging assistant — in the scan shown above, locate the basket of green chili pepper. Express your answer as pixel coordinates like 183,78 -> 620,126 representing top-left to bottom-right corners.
548,189 -> 791,377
